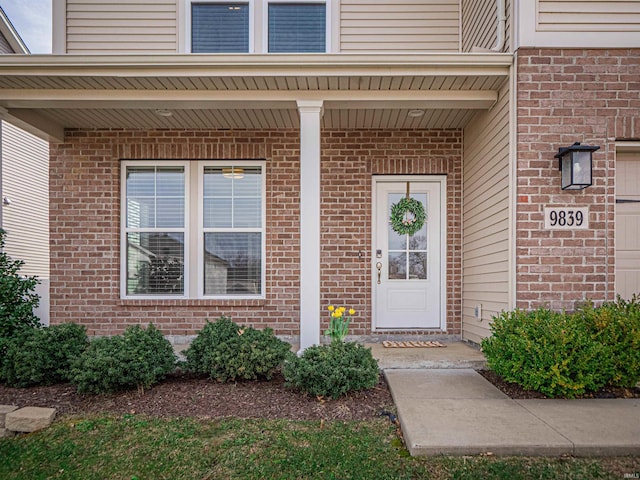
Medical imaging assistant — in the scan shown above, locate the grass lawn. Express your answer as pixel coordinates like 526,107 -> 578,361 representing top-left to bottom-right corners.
1,416 -> 638,480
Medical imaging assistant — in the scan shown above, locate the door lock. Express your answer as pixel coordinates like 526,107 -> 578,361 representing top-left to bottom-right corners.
376,262 -> 382,284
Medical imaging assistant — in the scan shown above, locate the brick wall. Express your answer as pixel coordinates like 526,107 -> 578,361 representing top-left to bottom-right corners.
516,48 -> 640,311
50,128 -> 462,337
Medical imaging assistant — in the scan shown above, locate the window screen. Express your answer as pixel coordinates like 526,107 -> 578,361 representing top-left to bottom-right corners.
192,3 -> 249,53
268,3 -> 326,53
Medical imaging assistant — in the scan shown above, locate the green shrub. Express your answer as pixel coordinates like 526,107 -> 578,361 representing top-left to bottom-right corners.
1,323 -> 88,387
185,316 -> 291,382
282,342 -> 380,399
481,308 -> 612,398
71,324 -> 176,394
576,297 -> 640,388
0,228 -> 40,365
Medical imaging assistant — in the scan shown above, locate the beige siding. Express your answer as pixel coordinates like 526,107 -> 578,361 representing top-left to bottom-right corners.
66,0 -> 178,53
1,121 -> 49,278
538,1 -> 640,32
340,0 -> 460,52
0,31 -> 13,54
616,151 -> 640,300
462,0 -> 511,52
462,0 -> 494,51
462,79 -> 510,344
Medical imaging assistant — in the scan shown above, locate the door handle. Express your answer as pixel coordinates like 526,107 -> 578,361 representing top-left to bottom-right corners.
376,262 -> 382,284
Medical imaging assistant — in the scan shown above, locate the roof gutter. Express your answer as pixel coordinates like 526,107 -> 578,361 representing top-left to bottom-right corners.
0,52 -> 514,75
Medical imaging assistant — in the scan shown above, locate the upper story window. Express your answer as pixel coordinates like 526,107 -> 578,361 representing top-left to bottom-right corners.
192,3 -> 250,53
188,1 -> 328,53
268,3 -> 326,52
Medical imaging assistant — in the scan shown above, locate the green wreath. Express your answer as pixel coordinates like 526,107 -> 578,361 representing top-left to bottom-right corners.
390,197 -> 426,236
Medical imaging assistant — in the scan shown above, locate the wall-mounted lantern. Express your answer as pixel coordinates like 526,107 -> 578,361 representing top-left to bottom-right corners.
554,142 -> 600,190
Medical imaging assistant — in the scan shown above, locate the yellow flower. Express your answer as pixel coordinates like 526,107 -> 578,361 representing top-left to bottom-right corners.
327,305 -> 335,312
332,311 -> 342,318
338,306 -> 346,313
348,308 -> 356,315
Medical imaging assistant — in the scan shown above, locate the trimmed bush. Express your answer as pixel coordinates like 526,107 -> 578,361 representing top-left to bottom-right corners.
282,342 -> 380,399
481,308 -> 612,398
576,297 -> 640,388
1,323 -> 89,387
71,324 -> 176,394
185,316 -> 291,382
0,228 -> 40,366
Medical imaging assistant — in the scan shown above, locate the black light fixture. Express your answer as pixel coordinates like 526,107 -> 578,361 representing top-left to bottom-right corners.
554,142 -> 599,190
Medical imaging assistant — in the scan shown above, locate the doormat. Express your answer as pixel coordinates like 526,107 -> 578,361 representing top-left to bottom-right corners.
382,341 -> 447,348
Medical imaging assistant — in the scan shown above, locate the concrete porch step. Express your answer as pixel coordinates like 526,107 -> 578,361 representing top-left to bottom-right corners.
369,341 -> 487,370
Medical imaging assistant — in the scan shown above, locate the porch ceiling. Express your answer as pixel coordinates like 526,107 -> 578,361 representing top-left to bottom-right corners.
0,53 -> 512,141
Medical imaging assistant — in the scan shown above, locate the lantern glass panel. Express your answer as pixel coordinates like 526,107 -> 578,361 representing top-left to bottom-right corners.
561,152 -> 572,189
573,151 -> 591,186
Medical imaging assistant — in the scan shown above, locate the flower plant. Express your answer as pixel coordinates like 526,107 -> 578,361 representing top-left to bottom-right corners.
325,305 -> 355,343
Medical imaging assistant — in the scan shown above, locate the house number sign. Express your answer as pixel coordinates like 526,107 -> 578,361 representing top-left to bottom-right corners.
544,206 -> 589,230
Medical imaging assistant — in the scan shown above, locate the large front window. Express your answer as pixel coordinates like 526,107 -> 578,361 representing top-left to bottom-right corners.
121,161 -> 264,299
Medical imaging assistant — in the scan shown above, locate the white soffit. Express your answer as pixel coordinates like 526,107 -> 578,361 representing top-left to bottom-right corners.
0,53 -> 512,138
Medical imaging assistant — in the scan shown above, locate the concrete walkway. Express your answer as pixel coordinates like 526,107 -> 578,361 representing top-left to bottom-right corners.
384,369 -> 640,456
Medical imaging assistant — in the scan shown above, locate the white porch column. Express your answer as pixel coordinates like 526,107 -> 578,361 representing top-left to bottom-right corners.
297,100 -> 324,352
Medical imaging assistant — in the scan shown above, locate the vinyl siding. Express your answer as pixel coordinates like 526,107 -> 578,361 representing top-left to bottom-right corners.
462,79 -> 510,344
66,0 -> 178,53
1,121 -> 49,279
538,0 -> 640,32
461,0 -> 511,52
0,31 -> 13,53
339,0 -> 460,52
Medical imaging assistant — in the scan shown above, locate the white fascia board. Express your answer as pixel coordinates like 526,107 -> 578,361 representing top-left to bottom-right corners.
0,7 -> 29,54
0,53 -> 514,76
0,89 -> 498,110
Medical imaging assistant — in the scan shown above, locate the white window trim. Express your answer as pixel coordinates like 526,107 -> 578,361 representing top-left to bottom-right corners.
120,160 -> 191,300
121,160 -> 266,300
185,0 -> 331,54
185,0 -> 256,53
197,160 -> 266,299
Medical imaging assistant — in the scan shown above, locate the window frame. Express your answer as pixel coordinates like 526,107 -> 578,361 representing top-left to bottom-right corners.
120,160 -> 191,300
185,0 -> 330,54
197,160 -> 266,299
120,160 -> 266,300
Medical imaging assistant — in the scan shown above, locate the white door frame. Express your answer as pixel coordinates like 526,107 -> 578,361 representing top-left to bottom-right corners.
371,175 -> 447,331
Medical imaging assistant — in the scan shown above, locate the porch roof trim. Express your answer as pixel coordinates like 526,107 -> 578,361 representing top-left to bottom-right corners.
0,53 -> 513,142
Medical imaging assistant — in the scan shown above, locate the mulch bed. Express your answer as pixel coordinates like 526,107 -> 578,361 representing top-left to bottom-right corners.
0,372 -> 395,421
477,369 -> 640,399
2,370 -> 638,422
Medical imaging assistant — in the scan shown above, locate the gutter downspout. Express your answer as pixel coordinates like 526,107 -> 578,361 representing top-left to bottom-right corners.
491,0 -> 506,52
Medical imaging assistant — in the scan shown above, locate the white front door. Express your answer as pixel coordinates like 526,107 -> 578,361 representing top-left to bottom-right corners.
373,176 -> 446,330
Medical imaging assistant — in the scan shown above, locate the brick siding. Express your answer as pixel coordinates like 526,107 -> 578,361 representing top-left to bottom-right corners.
516,48 -> 640,311
50,129 -> 462,337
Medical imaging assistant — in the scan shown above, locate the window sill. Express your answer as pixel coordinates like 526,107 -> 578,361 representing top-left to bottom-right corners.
119,298 -> 267,307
